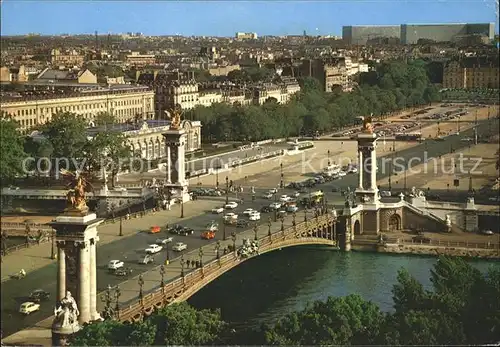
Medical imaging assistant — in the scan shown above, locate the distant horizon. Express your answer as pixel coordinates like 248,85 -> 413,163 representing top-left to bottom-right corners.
1,1 -> 498,36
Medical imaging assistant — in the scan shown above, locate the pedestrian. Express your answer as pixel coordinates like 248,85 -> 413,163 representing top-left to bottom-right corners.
186,259 -> 191,268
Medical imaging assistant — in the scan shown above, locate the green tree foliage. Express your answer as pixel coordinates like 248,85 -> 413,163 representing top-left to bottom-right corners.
0,118 -> 26,184
70,302 -> 225,346
188,60 -> 441,142
264,256 -> 500,346
94,112 -> 117,126
40,112 -> 88,160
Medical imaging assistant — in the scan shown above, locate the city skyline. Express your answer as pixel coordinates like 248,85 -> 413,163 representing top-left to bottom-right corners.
0,0 -> 498,36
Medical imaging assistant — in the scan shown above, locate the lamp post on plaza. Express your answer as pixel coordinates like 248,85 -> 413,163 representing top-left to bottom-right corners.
138,274 -> 144,302
119,217 -> 123,236
50,230 -> 56,259
253,223 -> 258,240
222,215 -> 226,241
225,176 -> 229,204
165,245 -> 170,264
280,215 -> 285,232
280,163 -> 284,189
327,150 -> 331,166
215,165 -> 219,190
231,232 -> 237,255
267,217 -> 272,237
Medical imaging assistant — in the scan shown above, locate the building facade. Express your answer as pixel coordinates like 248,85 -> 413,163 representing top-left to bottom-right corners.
51,49 -> 85,67
300,59 -> 350,92
0,85 -> 155,131
443,57 -> 499,89
235,32 -> 258,40
342,25 -> 401,45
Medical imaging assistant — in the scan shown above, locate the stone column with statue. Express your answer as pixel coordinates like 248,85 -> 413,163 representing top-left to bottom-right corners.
50,170 -> 104,345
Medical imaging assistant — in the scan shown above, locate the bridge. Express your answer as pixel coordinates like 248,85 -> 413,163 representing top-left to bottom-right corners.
115,213 -> 338,323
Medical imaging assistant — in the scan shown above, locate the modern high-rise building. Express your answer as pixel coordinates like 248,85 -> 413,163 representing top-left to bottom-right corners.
343,23 -> 495,45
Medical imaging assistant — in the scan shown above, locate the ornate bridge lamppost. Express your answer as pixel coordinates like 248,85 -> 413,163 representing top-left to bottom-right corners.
159,265 -> 166,289
225,176 -> 230,205
138,274 -> 145,303
231,232 -> 237,255
114,286 -> 121,317
222,215 -> 226,241
180,199 -> 184,219
267,217 -> 272,237
253,223 -> 259,240
198,247 -> 204,267
215,240 -> 221,260
280,163 -> 284,189
180,255 -> 185,277
50,230 -> 56,259
119,217 -> 123,236
280,215 -> 285,232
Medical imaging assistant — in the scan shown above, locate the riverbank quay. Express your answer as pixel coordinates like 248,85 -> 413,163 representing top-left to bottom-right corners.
352,235 -> 500,259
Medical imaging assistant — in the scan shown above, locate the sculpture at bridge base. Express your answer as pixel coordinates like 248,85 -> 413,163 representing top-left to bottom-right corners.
237,239 -> 259,258
52,291 -> 81,346
445,215 -> 452,233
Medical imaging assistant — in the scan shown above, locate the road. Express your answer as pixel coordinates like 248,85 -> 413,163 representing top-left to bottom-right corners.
0,192 -> 307,337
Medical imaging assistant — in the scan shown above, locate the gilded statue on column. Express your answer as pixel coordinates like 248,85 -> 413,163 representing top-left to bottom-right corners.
362,114 -> 374,134
168,104 -> 183,130
60,169 -> 92,215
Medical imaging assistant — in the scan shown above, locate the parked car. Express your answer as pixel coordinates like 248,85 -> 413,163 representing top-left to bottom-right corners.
243,208 -> 256,216
145,244 -> 163,254
249,212 -> 261,221
280,195 -> 291,202
172,242 -> 188,252
29,289 -> 50,303
138,254 -> 155,264
19,302 -> 40,315
156,237 -> 173,245
224,212 -> 238,220
211,207 -> 224,214
269,188 -> 278,194
481,230 -> 494,235
412,235 -> 431,243
107,260 -> 124,270
269,202 -> 282,209
225,202 -> 238,209
293,191 -> 300,198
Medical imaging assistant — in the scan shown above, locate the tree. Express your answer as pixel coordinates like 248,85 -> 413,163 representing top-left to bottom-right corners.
0,118 -> 26,185
40,112 -> 88,161
94,112 -> 117,126
151,302 -> 226,345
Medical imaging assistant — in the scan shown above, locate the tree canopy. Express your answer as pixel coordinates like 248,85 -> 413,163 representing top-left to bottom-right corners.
187,60 -> 441,143
0,117 -> 26,185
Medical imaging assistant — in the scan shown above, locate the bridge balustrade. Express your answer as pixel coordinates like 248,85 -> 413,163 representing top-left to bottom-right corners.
116,213 -> 337,323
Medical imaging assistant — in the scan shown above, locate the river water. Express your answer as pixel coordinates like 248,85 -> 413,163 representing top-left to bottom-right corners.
188,247 -> 499,330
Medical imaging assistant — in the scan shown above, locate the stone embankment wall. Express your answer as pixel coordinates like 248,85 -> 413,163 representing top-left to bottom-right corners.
352,243 -> 499,259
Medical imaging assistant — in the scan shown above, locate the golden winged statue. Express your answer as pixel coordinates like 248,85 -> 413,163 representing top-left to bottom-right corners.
362,114 -> 374,134
168,104 -> 183,130
60,169 -> 93,214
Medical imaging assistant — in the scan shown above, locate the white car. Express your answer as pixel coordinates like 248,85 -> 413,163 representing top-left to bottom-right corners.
211,207 -> 224,214
156,237 -> 173,245
280,195 -> 291,202
481,230 -> 494,235
243,208 -> 255,216
19,302 -> 40,315
172,242 -> 187,252
338,171 -> 347,177
225,201 -> 238,209
224,212 -> 238,220
293,191 -> 300,198
349,167 -> 358,173
269,202 -> 282,209
145,244 -> 163,254
263,193 -> 273,199
269,188 -> 278,194
286,205 -> 299,213
249,212 -> 261,221
107,260 -> 124,270
380,191 -> 392,197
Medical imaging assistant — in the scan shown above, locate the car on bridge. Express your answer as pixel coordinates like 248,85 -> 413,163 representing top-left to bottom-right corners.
172,242 -> 188,252
225,201 -> 238,209
262,192 -> 274,199
224,212 -> 238,221
201,231 -> 216,240
249,212 -> 261,221
138,254 -> 155,264
145,244 -> 163,254
260,206 -> 272,213
243,208 -> 256,216
29,289 -> 50,303
269,202 -> 282,210
107,260 -> 124,270
19,302 -> 40,315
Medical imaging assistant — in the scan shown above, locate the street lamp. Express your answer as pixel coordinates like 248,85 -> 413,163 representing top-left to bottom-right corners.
50,230 -> 56,259
222,215 -> 226,241
292,211 -> 296,227
160,265 -> 166,288
280,163 -> 284,189
215,240 -> 221,259
231,232 -> 237,254
180,255 -> 185,277
166,245 -> 170,264
198,247 -> 204,267
267,217 -> 272,236
180,199 -> 184,218
304,209 -> 308,222
138,274 -> 144,301
253,223 -> 258,240
327,150 -> 331,166
225,176 -> 229,204
280,215 -> 285,232
274,194 -> 278,222
119,217 -> 123,237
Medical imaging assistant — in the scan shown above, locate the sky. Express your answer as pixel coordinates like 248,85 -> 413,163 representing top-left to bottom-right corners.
0,0 -> 498,36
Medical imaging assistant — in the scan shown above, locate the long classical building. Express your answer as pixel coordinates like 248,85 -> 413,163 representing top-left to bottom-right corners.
443,57 -> 499,89
0,85 -> 155,131
86,119 -> 202,160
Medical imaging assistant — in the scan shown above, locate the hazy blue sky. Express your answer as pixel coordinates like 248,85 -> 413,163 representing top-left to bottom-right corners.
1,0 -> 498,36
